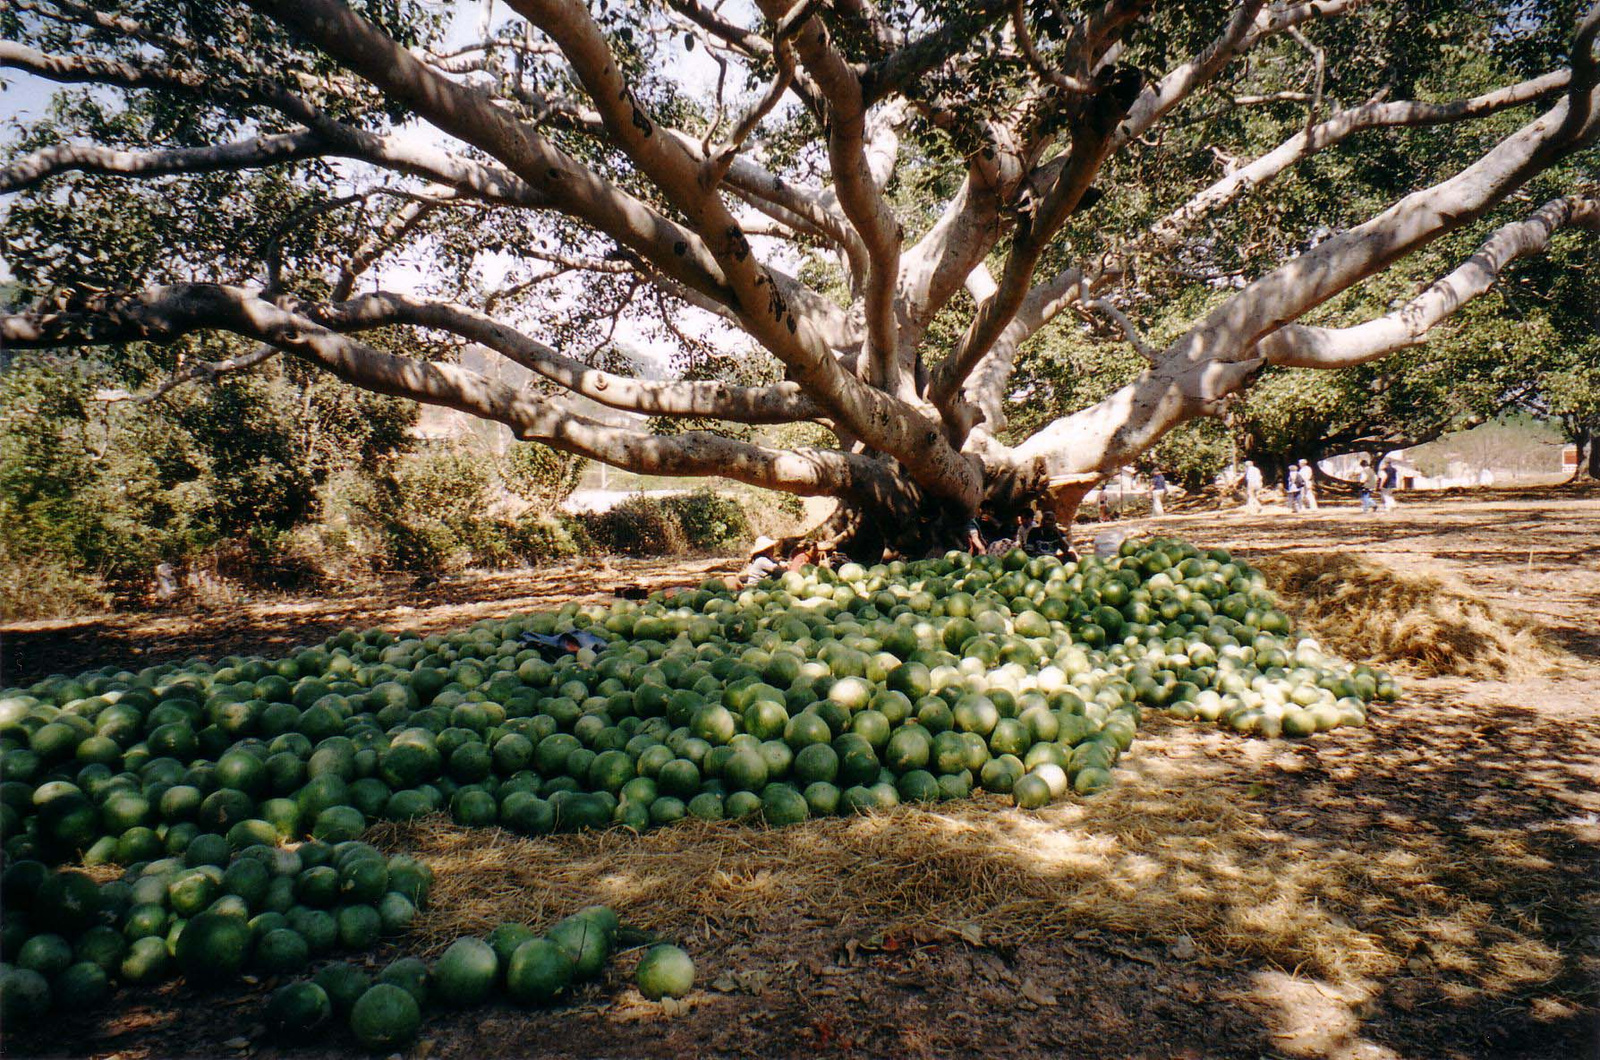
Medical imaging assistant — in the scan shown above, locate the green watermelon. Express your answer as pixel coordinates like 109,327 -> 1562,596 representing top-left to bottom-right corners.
635,944 -> 695,1000
349,983 -> 421,1051
506,938 -> 573,1005
433,937 -> 499,1006
547,915 -> 610,980
176,911 -> 253,980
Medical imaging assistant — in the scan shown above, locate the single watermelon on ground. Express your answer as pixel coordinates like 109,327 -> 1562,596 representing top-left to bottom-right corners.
349,983 -> 421,1051
635,944 -> 695,1000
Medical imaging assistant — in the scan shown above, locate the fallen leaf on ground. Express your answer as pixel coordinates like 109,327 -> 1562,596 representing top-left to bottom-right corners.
1020,979 -> 1058,1006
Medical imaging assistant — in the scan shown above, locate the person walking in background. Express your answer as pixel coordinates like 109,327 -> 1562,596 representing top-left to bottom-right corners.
1299,459 -> 1318,511
1149,469 -> 1168,516
1285,461 -> 1304,513
1244,460 -> 1263,512
1359,458 -> 1378,514
1379,458 -> 1399,511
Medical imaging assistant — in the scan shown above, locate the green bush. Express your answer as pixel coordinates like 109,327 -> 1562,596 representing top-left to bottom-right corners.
664,489 -> 749,552
321,451 -> 599,575
1148,418 -> 1236,493
0,349 -> 415,616
383,519 -> 461,576
0,550 -> 109,622
581,496 -> 687,556
324,448 -> 500,576
580,490 -> 750,556
505,514 -> 588,563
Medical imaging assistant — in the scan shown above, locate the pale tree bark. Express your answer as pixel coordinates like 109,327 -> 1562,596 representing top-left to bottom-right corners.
1259,196 -> 1600,368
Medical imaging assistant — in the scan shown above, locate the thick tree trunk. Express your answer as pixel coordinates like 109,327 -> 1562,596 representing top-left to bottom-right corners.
800,466 -> 1099,562
1561,423 -> 1596,482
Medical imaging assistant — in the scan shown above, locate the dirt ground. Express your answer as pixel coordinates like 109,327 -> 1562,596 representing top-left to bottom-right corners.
2,489 -> 1598,1060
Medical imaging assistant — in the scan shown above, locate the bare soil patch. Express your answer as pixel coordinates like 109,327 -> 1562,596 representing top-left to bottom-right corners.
4,491 -> 1598,1060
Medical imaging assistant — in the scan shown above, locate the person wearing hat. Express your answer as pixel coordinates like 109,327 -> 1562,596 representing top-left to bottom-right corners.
731,535 -> 783,589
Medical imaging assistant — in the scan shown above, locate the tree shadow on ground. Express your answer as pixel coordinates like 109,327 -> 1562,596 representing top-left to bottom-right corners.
11,682 -> 1593,1060
0,557 -> 734,689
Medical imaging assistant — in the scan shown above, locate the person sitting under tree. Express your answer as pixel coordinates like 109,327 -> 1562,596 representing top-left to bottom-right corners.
1026,511 -> 1074,560
962,516 -> 986,554
786,542 -> 818,572
986,513 -> 1024,557
728,536 -> 782,589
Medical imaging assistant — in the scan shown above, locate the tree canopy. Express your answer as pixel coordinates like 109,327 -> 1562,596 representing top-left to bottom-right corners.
2,0 -> 1597,550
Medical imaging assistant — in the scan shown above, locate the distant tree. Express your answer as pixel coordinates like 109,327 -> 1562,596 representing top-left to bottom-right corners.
0,344 -> 415,601
3,0 -> 1597,553
501,441 -> 587,509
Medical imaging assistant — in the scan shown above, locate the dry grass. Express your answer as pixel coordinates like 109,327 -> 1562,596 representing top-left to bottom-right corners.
1256,552 -> 1560,679
361,774 -> 1528,991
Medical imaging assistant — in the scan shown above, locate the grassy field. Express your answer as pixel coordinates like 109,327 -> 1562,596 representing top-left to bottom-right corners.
2,488 -> 1597,1060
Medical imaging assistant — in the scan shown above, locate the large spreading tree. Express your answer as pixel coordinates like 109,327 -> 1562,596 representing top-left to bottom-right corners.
2,0 -> 1597,553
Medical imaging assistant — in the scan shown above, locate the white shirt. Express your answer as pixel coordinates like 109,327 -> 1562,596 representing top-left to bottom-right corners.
742,555 -> 780,587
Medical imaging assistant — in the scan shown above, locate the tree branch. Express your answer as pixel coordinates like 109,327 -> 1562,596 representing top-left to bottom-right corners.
962,264 -> 1086,430
246,0 -> 739,311
663,0 -> 828,117
1150,70 -> 1574,248
1559,1 -> 1600,142
501,0 -> 977,505
0,131 -> 327,195
0,39 -> 557,210
1258,195 -> 1600,368
1008,90 -> 1591,490
332,193 -> 450,301
860,0 -> 1011,104
0,39 -> 324,123
1084,298 -> 1156,360
755,0 -> 908,395
93,345 -> 282,405
289,291 -> 824,423
1110,0 -> 1269,149
1011,0 -> 1095,95
928,64 -> 1145,420
0,283 -> 891,501
1286,26 -> 1327,141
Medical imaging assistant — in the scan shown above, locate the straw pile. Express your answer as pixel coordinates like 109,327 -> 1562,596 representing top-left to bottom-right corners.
357,746 -> 1587,1003
363,781 -> 1403,985
1256,552 -> 1557,678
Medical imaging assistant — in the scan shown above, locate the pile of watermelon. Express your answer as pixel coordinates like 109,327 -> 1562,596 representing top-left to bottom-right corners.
0,537 -> 1393,1029
0,837 -> 430,1025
